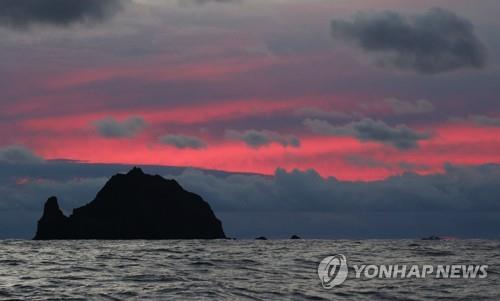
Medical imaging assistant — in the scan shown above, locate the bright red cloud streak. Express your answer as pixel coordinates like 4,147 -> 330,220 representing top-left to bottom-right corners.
14,121 -> 500,181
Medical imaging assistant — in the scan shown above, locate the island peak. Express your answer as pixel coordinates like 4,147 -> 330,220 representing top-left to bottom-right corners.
126,166 -> 145,176
34,168 -> 226,240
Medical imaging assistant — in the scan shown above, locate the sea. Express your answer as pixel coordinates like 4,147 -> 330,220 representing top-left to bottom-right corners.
0,239 -> 499,300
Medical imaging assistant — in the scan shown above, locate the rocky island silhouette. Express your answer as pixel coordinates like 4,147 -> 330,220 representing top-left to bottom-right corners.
34,167 -> 226,240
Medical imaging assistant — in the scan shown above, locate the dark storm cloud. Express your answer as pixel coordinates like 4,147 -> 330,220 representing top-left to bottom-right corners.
304,118 -> 430,150
159,134 -> 207,149
0,0 -> 124,29
93,116 -> 147,138
331,8 -> 487,74
225,129 -> 300,149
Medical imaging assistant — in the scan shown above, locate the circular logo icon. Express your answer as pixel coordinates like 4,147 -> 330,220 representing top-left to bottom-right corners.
318,254 -> 348,288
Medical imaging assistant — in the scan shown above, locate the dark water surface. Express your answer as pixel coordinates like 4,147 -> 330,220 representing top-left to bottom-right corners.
0,240 -> 499,300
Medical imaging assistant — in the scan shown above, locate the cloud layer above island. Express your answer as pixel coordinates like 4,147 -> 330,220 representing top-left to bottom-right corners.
1,159 -> 499,238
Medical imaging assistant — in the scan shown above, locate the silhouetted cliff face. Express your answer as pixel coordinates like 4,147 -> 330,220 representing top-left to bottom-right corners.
34,168 -> 226,240
34,196 -> 69,240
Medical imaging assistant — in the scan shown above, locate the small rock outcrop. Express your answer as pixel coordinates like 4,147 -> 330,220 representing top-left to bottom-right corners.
34,167 -> 226,240
290,235 -> 301,239
421,236 -> 441,241
255,236 -> 268,240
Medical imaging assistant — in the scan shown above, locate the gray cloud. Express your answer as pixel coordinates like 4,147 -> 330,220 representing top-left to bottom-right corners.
0,0 -> 124,29
304,118 -> 430,150
0,145 -> 44,164
169,164 -> 500,214
226,129 -> 300,149
385,98 -> 434,115
93,116 -> 147,138
159,134 -> 207,149
331,8 -> 487,74
449,115 -> 500,127
468,115 -> 500,127
171,165 -> 500,238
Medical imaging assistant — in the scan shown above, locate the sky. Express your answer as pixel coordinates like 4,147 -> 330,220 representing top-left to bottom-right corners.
1,0 -> 500,238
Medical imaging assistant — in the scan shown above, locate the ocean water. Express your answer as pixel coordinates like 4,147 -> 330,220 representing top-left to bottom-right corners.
0,239 -> 499,300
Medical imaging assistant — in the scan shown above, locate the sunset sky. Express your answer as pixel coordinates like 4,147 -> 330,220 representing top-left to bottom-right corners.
1,0 -> 500,238
1,0 -> 499,181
